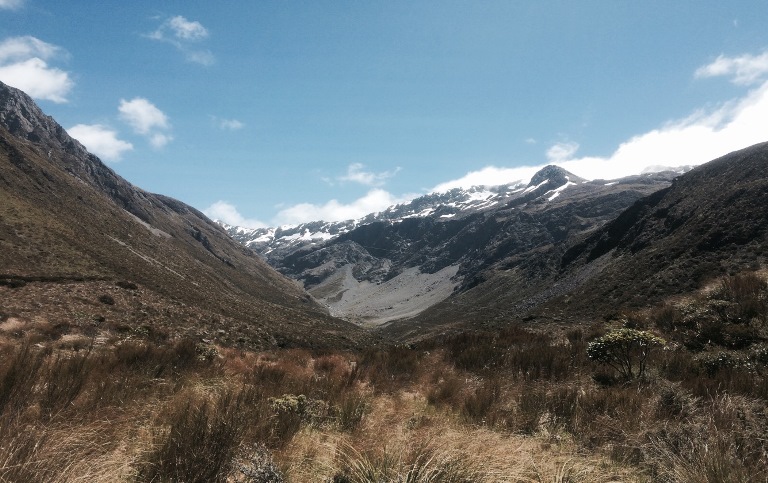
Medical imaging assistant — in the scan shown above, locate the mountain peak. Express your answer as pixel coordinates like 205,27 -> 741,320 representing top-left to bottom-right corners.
528,165 -> 584,187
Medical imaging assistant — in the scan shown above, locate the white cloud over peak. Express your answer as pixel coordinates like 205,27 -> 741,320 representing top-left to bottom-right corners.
555,78 -> 768,180
273,189 -> 414,226
695,50 -> 768,85
147,15 -> 214,65
0,0 -> 24,10
118,97 -> 172,149
67,124 -> 133,162
338,163 -> 401,187
434,51 -> 768,190
0,36 -> 73,103
0,36 -> 62,62
430,166 -> 540,192
203,201 -> 266,229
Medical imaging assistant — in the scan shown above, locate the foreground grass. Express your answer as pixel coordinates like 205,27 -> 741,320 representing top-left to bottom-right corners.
0,272 -> 766,482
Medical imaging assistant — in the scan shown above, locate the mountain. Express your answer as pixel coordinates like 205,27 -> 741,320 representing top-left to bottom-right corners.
391,142 -> 768,340
0,81 -> 374,349
555,141 -> 768,314
222,182 -> 533,257
223,165 -> 680,327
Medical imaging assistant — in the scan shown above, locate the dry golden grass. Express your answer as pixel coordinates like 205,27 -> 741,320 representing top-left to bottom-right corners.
0,271 -> 767,481
279,388 -> 645,482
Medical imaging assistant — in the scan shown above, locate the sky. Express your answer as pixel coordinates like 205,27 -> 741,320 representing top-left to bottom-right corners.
1,1 -> 767,228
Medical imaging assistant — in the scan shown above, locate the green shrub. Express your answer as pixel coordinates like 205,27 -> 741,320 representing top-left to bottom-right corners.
587,328 -> 665,380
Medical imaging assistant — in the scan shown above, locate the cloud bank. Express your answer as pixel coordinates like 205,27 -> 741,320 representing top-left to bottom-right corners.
434,49 -> 768,190
0,36 -> 73,103
272,189 -> 414,226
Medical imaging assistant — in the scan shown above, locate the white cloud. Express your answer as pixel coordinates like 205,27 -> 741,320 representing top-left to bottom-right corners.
203,201 -> 266,229
167,16 -> 208,41
149,132 -> 173,148
216,118 -> 244,130
147,15 -> 214,65
556,78 -> 768,180
184,49 -> 214,66
118,97 -> 172,149
546,142 -> 579,163
273,189 -> 413,225
67,124 -> 133,161
434,53 -> 768,190
0,0 -> 24,10
0,36 -> 63,63
338,163 -> 401,187
118,97 -> 168,133
695,50 -> 768,85
0,36 -> 73,103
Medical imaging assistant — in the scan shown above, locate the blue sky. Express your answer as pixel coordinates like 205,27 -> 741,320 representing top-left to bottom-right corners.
1,1 -> 767,227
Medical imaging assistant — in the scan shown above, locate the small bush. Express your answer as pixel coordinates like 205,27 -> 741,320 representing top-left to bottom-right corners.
231,444 -> 284,483
587,328 -> 665,380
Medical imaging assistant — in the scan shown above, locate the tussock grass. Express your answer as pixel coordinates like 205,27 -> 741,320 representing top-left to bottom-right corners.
0,271 -> 766,481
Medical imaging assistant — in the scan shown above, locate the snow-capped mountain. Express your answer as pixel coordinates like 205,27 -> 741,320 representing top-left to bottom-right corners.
219,165 -> 679,326
220,165 -> 592,259
220,182 -> 530,256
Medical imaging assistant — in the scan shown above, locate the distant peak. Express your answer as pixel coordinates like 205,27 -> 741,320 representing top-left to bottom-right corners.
528,165 -> 584,187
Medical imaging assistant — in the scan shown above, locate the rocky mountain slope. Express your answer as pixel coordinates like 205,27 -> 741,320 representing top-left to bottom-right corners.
0,81 -> 374,349
391,141 -> 768,340
224,164 -> 680,326
557,141 -> 768,311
